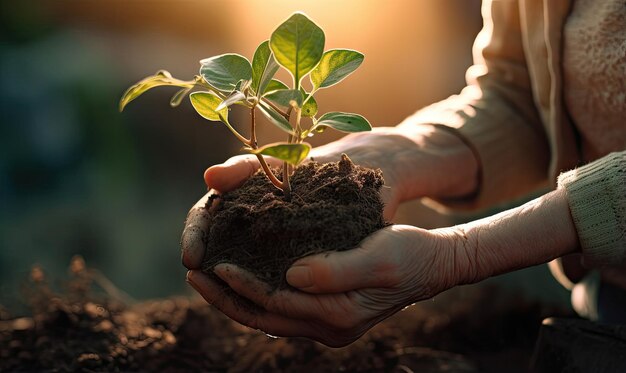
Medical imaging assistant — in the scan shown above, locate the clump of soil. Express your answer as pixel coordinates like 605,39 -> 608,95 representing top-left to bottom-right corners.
202,154 -> 388,289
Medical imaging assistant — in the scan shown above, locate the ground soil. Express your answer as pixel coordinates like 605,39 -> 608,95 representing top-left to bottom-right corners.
202,155 -> 388,289
0,258 -> 573,372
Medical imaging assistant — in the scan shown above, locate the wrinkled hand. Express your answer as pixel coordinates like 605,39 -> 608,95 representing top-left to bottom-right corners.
180,127 -> 469,346
181,129 -> 411,269
186,225 -> 456,347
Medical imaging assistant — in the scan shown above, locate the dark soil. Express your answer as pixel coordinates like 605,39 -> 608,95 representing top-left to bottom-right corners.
202,155 -> 388,289
0,258 -> 574,372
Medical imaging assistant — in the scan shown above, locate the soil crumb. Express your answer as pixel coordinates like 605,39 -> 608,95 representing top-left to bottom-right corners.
202,155 -> 389,289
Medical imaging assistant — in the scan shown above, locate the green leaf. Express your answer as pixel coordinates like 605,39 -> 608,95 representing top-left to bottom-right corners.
270,12 -> 325,88
251,40 -> 280,96
216,90 -> 246,111
119,70 -> 195,111
300,88 -> 318,117
200,54 -> 252,92
315,112 -> 371,133
257,101 -> 293,135
263,79 -> 289,95
189,91 -> 229,123
250,142 -> 311,166
170,86 -> 193,107
264,89 -> 303,108
264,82 -> 317,117
234,79 -> 251,92
310,49 -> 364,91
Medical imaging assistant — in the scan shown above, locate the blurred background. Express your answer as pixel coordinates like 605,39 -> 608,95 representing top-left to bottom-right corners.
0,0 -> 569,311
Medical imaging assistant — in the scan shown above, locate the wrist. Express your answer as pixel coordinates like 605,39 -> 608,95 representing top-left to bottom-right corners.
438,188 -> 581,286
430,226 -> 480,287
411,227 -> 464,295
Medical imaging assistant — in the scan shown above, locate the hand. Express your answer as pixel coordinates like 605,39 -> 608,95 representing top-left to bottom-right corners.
179,124 -> 478,346
181,125 -> 477,269
186,225 -> 458,347
181,128 -> 403,269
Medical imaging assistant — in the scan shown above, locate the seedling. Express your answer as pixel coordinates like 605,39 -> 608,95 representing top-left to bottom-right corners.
120,12 -> 371,200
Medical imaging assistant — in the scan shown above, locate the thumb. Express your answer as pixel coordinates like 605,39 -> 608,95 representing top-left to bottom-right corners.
204,155 -> 281,192
286,246 -> 391,294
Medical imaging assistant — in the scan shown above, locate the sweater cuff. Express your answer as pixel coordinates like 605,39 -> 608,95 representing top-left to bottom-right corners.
557,151 -> 626,267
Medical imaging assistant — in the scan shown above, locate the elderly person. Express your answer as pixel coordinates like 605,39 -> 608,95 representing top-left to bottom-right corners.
181,0 -> 625,347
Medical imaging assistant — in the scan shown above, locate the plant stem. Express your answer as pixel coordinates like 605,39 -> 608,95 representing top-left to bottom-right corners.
255,154 -> 285,191
261,98 -> 290,120
281,135 -> 293,201
280,105 -> 303,201
249,106 -> 257,147
249,105 -> 289,198
224,121 -> 250,145
294,106 -> 303,143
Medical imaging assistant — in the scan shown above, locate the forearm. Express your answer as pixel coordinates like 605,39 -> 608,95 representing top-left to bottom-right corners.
439,188 -> 581,285
393,123 -> 479,201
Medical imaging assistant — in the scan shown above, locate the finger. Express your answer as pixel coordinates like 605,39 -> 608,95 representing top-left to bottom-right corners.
214,263 -> 350,321
186,270 -> 323,340
285,250 -> 380,294
204,155 -> 282,192
181,193 -> 215,269
286,228 -> 402,293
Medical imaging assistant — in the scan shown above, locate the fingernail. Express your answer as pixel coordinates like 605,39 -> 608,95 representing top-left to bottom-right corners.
286,266 -> 313,288
213,263 -> 230,279
186,271 -> 198,289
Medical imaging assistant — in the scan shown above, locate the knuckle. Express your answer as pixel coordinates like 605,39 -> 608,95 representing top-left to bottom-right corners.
242,157 -> 261,176
263,293 -> 294,318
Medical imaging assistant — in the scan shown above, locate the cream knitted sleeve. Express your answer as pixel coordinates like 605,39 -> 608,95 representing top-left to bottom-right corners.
557,151 -> 626,267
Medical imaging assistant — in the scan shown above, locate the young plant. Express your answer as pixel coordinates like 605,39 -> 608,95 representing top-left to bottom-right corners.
120,12 -> 371,200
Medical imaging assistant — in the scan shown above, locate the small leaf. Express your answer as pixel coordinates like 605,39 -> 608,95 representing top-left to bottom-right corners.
310,49 -> 364,91
234,79 -> 252,92
119,70 -> 195,111
189,91 -> 229,123
270,12 -> 325,87
263,79 -> 289,95
216,90 -> 246,111
250,142 -> 311,166
315,112 -> 371,133
264,83 -> 317,117
257,101 -> 293,135
200,54 -> 252,92
170,86 -> 193,107
300,88 -> 318,117
251,40 -> 280,96
264,89 -> 303,108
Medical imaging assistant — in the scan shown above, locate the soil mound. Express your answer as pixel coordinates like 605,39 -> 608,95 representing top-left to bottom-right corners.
202,155 -> 388,289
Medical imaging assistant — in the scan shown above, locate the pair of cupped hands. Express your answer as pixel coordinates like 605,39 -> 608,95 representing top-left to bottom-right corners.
181,127 -> 477,347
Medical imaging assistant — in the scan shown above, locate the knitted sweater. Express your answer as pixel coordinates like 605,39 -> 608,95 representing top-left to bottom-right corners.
402,0 -> 626,267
